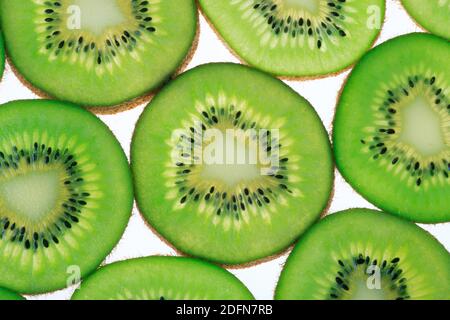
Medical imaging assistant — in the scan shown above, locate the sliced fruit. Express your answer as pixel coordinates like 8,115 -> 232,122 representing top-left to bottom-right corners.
275,208 -> 450,300
72,256 -> 254,300
198,0 -> 385,77
0,100 -> 133,293
333,33 -> 450,223
132,63 -> 333,265
0,0 -> 197,108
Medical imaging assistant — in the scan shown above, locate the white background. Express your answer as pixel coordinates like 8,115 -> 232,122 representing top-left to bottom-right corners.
0,0 -> 448,300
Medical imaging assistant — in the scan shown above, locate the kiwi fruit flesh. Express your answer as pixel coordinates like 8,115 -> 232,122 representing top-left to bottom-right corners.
72,256 -> 254,300
0,287 -> 24,300
0,0 -> 197,108
401,0 -> 450,40
0,31 -> 4,79
0,100 -> 133,293
275,208 -> 450,300
333,33 -> 450,223
132,63 -> 333,265
198,0 -> 385,77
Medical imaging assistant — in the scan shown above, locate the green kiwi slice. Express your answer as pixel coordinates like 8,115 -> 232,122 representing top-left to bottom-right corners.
333,33 -> 450,223
275,208 -> 450,300
0,287 -> 25,300
198,0 -> 385,77
72,256 -> 254,300
132,63 -> 333,265
401,0 -> 450,40
0,0 -> 197,109
0,31 -> 4,79
0,100 -> 133,293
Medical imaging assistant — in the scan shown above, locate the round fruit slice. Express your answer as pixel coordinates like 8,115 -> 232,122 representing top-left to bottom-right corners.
275,209 -> 450,300
0,32 -> 4,79
0,0 -> 197,108
132,63 -> 333,265
333,33 -> 450,223
0,100 -> 133,293
72,256 -> 254,300
401,0 -> 450,40
0,287 -> 24,300
198,0 -> 385,77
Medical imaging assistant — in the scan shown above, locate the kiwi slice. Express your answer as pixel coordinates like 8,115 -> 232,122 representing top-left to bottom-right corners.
0,287 -> 24,300
0,100 -> 133,293
0,31 -> 4,80
198,0 -> 385,77
132,63 -> 333,265
333,33 -> 450,223
275,208 -> 450,300
0,0 -> 197,109
401,0 -> 450,40
72,256 -> 254,300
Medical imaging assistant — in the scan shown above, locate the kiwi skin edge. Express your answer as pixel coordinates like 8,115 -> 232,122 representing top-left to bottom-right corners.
4,13 -> 200,115
329,40 -> 386,220
133,182 -> 334,270
198,2 -> 386,82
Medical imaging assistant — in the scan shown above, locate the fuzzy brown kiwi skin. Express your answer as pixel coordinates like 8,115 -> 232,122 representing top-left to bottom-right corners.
198,2 -> 386,81
5,13 -> 200,115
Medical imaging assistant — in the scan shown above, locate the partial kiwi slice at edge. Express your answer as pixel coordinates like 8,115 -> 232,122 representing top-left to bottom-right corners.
0,0 -> 198,109
0,100 -> 133,294
275,208 -> 450,300
199,0 -> 385,77
401,0 -> 450,40
72,256 -> 254,300
334,33 -> 450,223
132,63 -> 333,265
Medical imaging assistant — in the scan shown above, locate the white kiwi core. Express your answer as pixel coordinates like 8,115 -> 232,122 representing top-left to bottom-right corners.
200,129 -> 263,187
398,95 -> 446,156
0,170 -> 63,222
